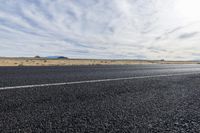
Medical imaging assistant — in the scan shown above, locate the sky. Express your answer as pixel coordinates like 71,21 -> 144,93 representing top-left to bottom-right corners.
0,0 -> 200,60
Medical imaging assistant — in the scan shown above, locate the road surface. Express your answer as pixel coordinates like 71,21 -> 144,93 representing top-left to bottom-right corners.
1,64 -> 200,132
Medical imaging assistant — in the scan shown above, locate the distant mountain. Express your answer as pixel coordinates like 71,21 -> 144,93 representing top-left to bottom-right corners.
46,56 -> 68,59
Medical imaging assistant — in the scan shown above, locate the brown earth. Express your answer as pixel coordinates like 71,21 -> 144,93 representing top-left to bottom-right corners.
0,58 -> 199,66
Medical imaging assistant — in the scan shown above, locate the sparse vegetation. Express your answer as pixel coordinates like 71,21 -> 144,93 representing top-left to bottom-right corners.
0,58 -> 199,66
18,63 -> 24,66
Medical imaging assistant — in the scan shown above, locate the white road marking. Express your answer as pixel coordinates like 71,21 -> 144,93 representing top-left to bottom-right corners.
0,72 -> 200,90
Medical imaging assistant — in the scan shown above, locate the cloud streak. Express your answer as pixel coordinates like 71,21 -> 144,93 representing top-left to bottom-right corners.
179,32 -> 199,39
0,0 -> 200,60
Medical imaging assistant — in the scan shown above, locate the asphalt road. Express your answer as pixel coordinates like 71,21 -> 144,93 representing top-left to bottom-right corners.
1,64 -> 200,132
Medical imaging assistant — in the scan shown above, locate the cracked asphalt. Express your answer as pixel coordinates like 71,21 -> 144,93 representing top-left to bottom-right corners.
1,64 -> 200,132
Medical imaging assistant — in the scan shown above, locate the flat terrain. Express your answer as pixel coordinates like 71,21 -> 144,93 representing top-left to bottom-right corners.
1,64 -> 200,132
0,57 -> 199,66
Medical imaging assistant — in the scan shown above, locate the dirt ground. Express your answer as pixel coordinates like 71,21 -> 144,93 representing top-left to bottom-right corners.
0,58 -> 199,66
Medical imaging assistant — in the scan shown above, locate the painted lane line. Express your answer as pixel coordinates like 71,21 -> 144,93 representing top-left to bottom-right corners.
0,83 -> 68,90
0,72 -> 200,90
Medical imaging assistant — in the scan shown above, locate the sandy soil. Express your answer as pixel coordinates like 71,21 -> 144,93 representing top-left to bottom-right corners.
0,58 -> 199,66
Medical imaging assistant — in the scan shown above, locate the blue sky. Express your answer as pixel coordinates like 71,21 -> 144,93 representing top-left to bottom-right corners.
1,0 -> 200,60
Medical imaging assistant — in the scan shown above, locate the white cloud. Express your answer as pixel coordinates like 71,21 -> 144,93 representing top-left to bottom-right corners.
0,0 -> 200,60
